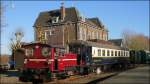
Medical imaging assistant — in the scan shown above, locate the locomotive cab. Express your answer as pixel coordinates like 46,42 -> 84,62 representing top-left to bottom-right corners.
19,43 -> 53,82
19,42 -> 78,82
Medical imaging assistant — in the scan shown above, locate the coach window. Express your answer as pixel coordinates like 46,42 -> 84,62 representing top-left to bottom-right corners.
107,50 -> 110,56
125,51 -> 127,57
121,51 -> 123,57
115,51 -> 117,56
98,49 -> 101,56
126,51 -> 129,57
124,51 -> 126,57
111,50 -> 113,56
102,50 -> 105,56
118,51 -> 121,56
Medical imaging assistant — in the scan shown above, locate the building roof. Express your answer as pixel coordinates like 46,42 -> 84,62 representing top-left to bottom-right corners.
109,39 -> 123,47
88,17 -> 104,28
34,7 -> 106,30
34,7 -> 79,27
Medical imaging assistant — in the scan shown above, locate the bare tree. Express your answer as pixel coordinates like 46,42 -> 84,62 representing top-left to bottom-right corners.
122,29 -> 149,51
9,28 -> 24,69
10,28 -> 24,51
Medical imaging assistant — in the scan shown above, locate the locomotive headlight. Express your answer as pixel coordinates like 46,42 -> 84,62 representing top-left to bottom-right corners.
48,60 -> 51,64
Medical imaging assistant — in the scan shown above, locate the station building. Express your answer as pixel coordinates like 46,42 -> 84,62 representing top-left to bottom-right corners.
33,3 -> 108,50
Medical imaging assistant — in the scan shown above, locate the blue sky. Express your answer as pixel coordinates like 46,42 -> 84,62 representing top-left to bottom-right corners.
1,1 -> 149,55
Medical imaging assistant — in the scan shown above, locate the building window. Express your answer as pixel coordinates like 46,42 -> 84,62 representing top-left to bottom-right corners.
107,50 -> 110,56
44,31 -> 48,40
91,32 -> 94,39
45,30 -> 55,40
83,28 -> 86,41
98,49 -> 101,56
105,34 -> 107,40
97,32 -> 99,39
103,34 -> 105,40
102,50 -> 105,56
52,17 -> 59,23
79,28 -> 83,40
94,32 -> 96,39
88,31 -> 92,40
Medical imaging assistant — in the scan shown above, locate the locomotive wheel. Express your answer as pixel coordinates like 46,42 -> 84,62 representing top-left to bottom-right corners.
19,76 -> 29,82
32,75 -> 43,84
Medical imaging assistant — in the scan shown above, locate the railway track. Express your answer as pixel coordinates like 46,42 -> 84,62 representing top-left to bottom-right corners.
45,72 -> 118,84
1,65 -> 147,84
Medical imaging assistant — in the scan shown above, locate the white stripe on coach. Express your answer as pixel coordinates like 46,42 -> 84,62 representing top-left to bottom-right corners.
62,59 -> 77,61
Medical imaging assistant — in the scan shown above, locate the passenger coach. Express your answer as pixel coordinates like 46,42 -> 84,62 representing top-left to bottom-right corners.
69,40 -> 130,71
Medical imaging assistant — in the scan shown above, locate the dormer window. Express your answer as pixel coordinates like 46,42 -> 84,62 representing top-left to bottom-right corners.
52,17 -> 59,23
79,15 -> 85,22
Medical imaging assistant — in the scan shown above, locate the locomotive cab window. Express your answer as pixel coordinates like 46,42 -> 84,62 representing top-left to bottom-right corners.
26,48 -> 33,57
42,47 -> 50,57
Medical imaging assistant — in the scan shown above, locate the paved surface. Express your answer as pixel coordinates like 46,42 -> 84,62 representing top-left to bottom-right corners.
46,72 -> 117,84
0,70 -> 31,84
1,66 -> 149,84
99,66 -> 150,84
0,70 -> 116,84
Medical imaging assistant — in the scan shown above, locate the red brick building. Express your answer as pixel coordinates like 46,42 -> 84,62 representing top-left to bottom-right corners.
33,3 -> 108,49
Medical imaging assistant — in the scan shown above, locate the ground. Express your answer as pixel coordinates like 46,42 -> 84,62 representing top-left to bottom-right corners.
0,65 -> 149,84
99,66 -> 150,84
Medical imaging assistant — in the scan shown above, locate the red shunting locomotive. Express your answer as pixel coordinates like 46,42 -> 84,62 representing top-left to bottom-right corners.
18,42 -> 84,82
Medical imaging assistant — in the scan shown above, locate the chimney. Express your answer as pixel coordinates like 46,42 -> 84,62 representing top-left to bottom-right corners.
60,2 -> 65,21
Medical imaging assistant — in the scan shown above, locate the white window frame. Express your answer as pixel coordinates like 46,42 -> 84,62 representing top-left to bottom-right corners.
45,29 -> 55,39
102,49 -> 105,56
98,49 -> 101,56
107,50 -> 110,56
52,17 -> 59,23
26,49 -> 33,56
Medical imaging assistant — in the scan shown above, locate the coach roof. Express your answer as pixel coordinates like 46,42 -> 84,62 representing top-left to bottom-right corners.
69,40 -> 125,50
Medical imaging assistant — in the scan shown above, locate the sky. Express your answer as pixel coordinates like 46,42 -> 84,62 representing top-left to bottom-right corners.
1,1 -> 149,55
